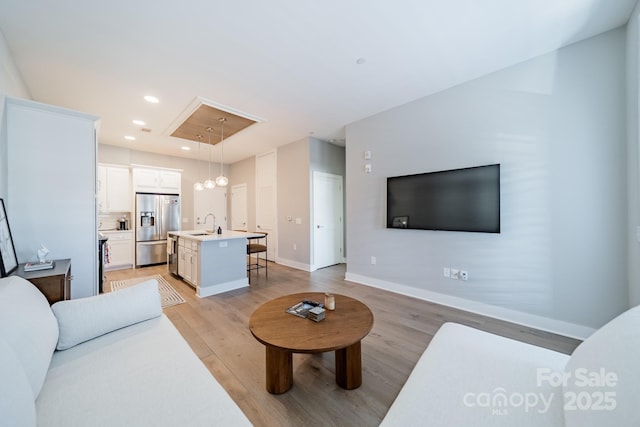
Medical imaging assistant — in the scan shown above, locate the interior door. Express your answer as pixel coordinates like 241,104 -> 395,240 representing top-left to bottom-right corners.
312,172 -> 343,270
231,183 -> 247,231
194,187 -> 227,231
256,151 -> 276,260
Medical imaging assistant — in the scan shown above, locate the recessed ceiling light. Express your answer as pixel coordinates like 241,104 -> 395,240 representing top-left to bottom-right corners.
356,57 -> 366,65
132,119 -> 146,126
181,146 -> 191,151
124,135 -> 136,141
144,95 -> 159,104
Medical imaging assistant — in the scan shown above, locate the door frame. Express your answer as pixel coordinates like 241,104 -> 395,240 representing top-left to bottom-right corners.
231,183 -> 248,231
311,171 -> 344,271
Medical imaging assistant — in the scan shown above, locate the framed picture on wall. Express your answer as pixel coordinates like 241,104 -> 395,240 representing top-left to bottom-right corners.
0,199 -> 18,277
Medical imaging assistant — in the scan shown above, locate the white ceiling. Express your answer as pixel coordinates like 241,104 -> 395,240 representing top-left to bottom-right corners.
0,0 -> 636,164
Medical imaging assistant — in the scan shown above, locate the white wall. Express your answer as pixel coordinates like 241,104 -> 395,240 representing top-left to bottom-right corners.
0,30 -> 30,199
627,1 -> 640,307
345,28 -> 628,334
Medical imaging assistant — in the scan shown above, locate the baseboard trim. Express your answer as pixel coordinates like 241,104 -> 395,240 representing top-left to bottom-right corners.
344,272 -> 595,340
276,257 -> 312,272
196,278 -> 249,298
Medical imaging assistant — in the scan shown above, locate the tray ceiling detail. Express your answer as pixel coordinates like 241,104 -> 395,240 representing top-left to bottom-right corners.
169,97 -> 263,144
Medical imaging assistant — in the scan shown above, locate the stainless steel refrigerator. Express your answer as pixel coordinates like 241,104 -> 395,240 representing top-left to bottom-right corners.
135,193 -> 180,267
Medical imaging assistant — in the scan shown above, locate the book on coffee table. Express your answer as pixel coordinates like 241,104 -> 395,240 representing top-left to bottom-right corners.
24,260 -> 55,272
285,300 -> 324,318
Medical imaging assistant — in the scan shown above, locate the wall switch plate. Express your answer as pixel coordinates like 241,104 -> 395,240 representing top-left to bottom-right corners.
443,267 -> 450,278
460,270 -> 468,281
293,243 -> 297,250
364,150 -> 372,160
451,268 -> 459,279
182,218 -> 189,223
364,164 -> 372,173
295,218 -> 302,224
371,256 -> 376,265
287,215 -> 292,221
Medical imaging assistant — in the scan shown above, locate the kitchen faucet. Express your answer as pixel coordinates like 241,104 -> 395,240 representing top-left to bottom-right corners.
204,213 -> 216,232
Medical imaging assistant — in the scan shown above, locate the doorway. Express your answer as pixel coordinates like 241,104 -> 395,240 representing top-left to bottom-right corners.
312,171 -> 343,270
231,183 -> 248,231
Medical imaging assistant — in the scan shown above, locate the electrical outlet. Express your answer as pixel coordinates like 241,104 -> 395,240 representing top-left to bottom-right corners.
451,268 -> 459,279
460,270 -> 468,281
443,267 -> 450,278
371,256 -> 377,265
293,243 -> 297,251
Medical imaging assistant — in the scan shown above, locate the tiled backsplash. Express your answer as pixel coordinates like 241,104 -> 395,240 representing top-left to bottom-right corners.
99,212 -> 131,231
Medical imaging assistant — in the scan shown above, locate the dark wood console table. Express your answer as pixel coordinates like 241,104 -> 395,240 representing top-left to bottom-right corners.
14,258 -> 71,304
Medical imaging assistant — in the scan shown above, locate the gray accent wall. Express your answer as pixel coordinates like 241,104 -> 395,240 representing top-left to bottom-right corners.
345,28 -> 628,330
278,139 -> 311,265
276,137 -> 346,269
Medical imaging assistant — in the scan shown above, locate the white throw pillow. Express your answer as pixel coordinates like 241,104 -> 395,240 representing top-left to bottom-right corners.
0,276 -> 59,399
52,279 -> 162,350
0,338 -> 36,427
563,304 -> 640,427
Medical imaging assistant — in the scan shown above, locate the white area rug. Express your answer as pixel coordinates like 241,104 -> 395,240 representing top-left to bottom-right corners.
110,274 -> 186,308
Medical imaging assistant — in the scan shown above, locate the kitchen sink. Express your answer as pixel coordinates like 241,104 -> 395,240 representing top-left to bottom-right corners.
187,231 -> 213,236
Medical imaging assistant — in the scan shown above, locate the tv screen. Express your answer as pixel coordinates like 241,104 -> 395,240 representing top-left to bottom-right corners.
386,164 -> 500,233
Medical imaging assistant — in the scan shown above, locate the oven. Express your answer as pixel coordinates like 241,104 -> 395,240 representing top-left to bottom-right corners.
98,233 -> 108,293
167,234 -> 178,276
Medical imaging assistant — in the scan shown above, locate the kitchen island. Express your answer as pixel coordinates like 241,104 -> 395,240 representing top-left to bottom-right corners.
167,230 -> 263,298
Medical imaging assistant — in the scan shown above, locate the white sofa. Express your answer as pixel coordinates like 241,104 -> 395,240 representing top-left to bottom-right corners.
382,305 -> 640,426
0,275 -> 251,427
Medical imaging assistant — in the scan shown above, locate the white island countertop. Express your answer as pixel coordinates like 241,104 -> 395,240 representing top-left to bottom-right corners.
168,230 -> 264,242
167,229 -> 266,298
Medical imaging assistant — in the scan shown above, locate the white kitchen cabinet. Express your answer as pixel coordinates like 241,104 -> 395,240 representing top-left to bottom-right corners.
6,97 -> 99,298
177,237 -> 198,287
190,240 -> 199,287
98,165 -> 131,213
102,231 -> 133,270
177,238 -> 185,278
159,170 -> 181,193
106,167 -> 131,211
132,167 -> 181,194
98,166 -> 108,212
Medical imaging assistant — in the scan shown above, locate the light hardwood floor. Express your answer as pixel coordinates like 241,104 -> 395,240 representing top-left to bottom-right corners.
106,262 -> 580,426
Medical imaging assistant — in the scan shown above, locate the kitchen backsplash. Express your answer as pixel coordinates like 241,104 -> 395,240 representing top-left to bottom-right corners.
99,212 -> 131,231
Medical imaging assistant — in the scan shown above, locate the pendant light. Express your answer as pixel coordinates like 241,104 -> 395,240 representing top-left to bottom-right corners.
203,127 -> 216,189
215,118 -> 229,187
193,135 -> 204,191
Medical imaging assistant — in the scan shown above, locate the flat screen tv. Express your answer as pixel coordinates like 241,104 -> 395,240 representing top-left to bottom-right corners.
386,164 -> 500,233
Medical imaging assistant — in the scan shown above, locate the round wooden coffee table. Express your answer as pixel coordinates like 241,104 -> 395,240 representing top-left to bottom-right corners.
249,292 -> 374,394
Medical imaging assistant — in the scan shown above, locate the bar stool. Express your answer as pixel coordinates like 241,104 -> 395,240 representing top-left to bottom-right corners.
247,232 -> 268,281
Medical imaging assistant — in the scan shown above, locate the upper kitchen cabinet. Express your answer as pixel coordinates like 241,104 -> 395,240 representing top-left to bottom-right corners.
98,164 -> 131,212
132,167 -> 181,194
6,97 -> 99,299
